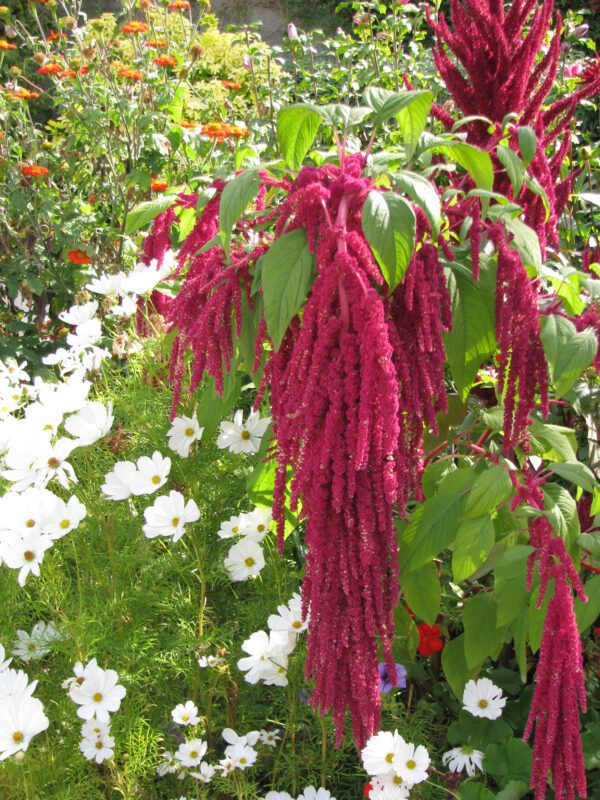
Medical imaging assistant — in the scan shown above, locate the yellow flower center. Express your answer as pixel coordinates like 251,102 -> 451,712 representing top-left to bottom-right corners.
185,427 -> 194,436
244,557 -> 255,567
393,775 -> 403,785
385,753 -> 394,764
25,519 -> 35,528
171,517 -> 180,526
478,699 -> 489,709
23,550 -> 35,562
95,741 -> 103,749
151,475 -> 161,484
93,692 -> 103,702
12,731 -> 24,743
257,524 -> 265,532
241,430 -> 250,440
48,457 -> 59,468
292,621 -> 302,629
190,750 -> 198,758
240,757 -> 247,764
60,519 -> 70,529
406,760 -> 416,770
182,714 -> 189,721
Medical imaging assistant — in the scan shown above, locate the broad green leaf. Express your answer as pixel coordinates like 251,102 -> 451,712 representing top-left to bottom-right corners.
277,105 -> 322,170
427,140 -> 494,191
464,465 -> 513,519
125,195 -> 177,234
399,561 -> 441,625
504,217 -> 542,273
518,126 -> 537,166
399,494 -> 462,571
394,170 -> 441,237
494,546 -> 531,627
262,228 -> 314,350
463,594 -> 504,668
362,191 -> 416,291
529,419 -> 578,462
444,258 -> 497,400
541,314 -> 598,397
457,784 -> 495,800
197,369 -> 242,438
393,602 -> 419,661
447,712 -> 512,749
396,91 -> 433,156
452,516 -> 495,581
484,739 -> 532,784
575,575 -> 600,632
548,461 -> 597,493
315,103 -> 372,129
442,634 -> 480,698
542,483 -> 579,542
497,145 -> 525,195
219,168 -> 261,255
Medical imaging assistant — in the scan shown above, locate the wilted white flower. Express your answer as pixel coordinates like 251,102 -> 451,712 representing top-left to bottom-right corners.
12,622 -> 60,662
442,745 -> 484,777
191,761 -> 216,782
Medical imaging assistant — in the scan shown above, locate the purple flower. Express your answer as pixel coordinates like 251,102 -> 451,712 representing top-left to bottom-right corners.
378,662 -> 407,694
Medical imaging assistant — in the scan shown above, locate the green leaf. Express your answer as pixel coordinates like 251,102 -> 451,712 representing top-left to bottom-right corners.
197,370 -> 242,438
394,170 -> 441,237
442,634 -> 480,698
125,195 -> 177,234
529,419 -> 578,462
463,594 -> 504,668
464,465 -> 513,519
541,314 -> 598,397
503,216 -> 542,273
277,105 -> 322,170
396,91 -> 433,156
399,494 -> 462,571
428,140 -> 494,191
497,146 -> 525,195
262,228 -> 314,351
444,258 -> 497,400
452,517 -> 495,581
542,483 -> 579,542
399,561 -> 440,625
219,168 -> 261,256
495,780 -> 530,800
447,712 -> 512,749
315,103 -> 372,130
494,546 -> 531,627
457,785 -> 495,800
548,461 -> 597,493
518,126 -> 537,167
484,739 -> 532,784
362,191 -> 416,291
393,602 -> 419,661
575,575 -> 600,632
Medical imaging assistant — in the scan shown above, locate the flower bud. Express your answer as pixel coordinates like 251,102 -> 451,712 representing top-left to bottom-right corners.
572,23 -> 589,39
61,16 -> 76,30
9,65 -> 20,76
189,41 -> 204,59
287,22 -> 298,41
33,51 -> 46,64
0,7 -> 10,16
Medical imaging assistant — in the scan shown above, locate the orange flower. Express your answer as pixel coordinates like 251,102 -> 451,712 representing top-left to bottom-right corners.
151,178 -> 169,192
179,118 -> 198,129
200,121 -> 249,142
7,87 -> 39,100
37,62 -> 63,75
67,249 -> 91,265
168,0 -> 190,10
0,39 -> 16,50
78,66 -> 89,75
58,68 -> 76,79
47,30 -> 67,42
118,66 -> 143,81
145,39 -> 167,48
221,80 -> 242,90
121,21 -> 149,34
153,55 -> 177,67
20,164 -> 49,178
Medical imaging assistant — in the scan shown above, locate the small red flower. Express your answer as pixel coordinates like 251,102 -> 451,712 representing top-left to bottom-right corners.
67,249 -> 91,265
168,0 -> 190,9
153,55 -> 177,67
145,39 -> 168,48
20,164 -> 49,178
121,21 -> 149,34
221,80 -> 242,90
37,62 -> 63,75
118,67 -> 143,81
7,88 -> 39,101
151,178 -> 169,192
58,68 -> 76,79
417,623 -> 444,657
78,66 -> 89,75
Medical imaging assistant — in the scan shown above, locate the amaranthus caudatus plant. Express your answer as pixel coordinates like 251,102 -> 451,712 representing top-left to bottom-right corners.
131,66 -> 600,797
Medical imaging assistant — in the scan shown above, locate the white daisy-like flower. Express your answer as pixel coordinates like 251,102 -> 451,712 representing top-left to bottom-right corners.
130,451 -> 171,496
237,630 -> 295,685
197,655 -> 223,668
86,272 -> 126,296
226,743 -> 257,770
391,742 -> 430,787
121,258 -> 174,296
101,461 -> 139,501
224,539 -> 265,582
216,409 -> 270,455
79,730 -> 115,763
268,593 -> 308,635
167,414 -> 204,458
191,761 -> 216,783
64,401 -> 113,446
59,301 -> 99,327
0,358 -> 29,385
442,745 -> 485,776
218,754 -> 236,774
462,678 -> 506,720
1,529 -> 54,586
80,719 -> 111,740
222,728 -> 261,748
264,793 -> 294,800
0,693 -> 49,760
12,622 -> 60,662
361,730 -> 406,777
298,787 -> 337,800
259,728 -> 281,746
0,644 -> 11,672
46,495 -> 87,539
143,491 -> 200,542
217,514 -> 244,539
69,663 -> 126,722
0,669 -> 37,699
32,437 -> 78,490
174,738 -> 208,768
172,701 -> 200,726
239,507 -> 272,542
66,318 -> 103,351
368,781 -> 409,800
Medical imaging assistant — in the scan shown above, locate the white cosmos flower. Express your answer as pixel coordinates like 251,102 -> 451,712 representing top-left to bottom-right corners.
167,414 -> 204,458
217,514 -> 243,539
12,622 -> 60,662
239,507 -> 272,542
24,403 -> 64,435
130,451 -> 171,496
32,438 -> 78,490
0,394 -> 20,418
226,743 -> 257,769
0,358 -> 29,385
361,730 -> 406,777
59,301 -> 98,327
0,694 -> 49,760
174,738 -> 207,768
37,377 -> 90,414
259,728 -> 281,746
197,654 -> 223,668
216,410 -> 270,455
391,742 -> 430,787
264,793 -> 294,800
268,593 -> 308,634
143,491 -> 200,542
0,644 -> 11,672
69,663 -> 126,722
237,630 -> 295,685
67,318 -> 103,350
462,678 -> 506,720
2,433 -> 48,490
368,782 -> 409,800
1,529 -> 54,586
0,487 -> 60,535
172,701 -> 200,726
298,787 -> 337,800
64,401 -> 113,445
191,761 -> 216,782
0,669 -> 37,699
222,728 -> 261,747
101,461 -> 138,501
86,272 -> 126,296
224,540 -> 265,582
46,496 -> 87,539
121,259 -> 174,295
80,719 -> 111,740
442,745 -> 484,776
80,731 -> 115,763
109,295 -> 137,318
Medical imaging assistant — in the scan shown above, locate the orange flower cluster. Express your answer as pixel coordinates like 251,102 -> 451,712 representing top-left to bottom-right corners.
179,119 -> 198,128
200,121 -> 249,142
67,249 -> 92,265
145,39 -> 167,48
21,164 -> 49,178
221,80 -> 242,90
153,55 -> 177,67
79,66 -> 90,75
58,68 -> 76,79
168,0 -> 190,10
118,66 -> 143,81
37,62 -> 63,75
0,39 -> 16,51
47,31 -> 67,42
121,21 -> 149,34
151,178 -> 168,192
6,87 -> 39,101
